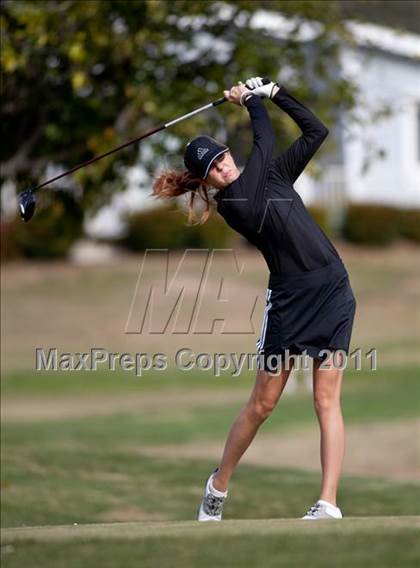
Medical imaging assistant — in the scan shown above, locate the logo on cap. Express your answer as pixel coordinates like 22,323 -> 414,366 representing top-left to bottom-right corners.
197,147 -> 209,160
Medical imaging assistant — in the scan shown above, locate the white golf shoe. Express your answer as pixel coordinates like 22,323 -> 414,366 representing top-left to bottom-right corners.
301,499 -> 343,520
197,468 -> 228,522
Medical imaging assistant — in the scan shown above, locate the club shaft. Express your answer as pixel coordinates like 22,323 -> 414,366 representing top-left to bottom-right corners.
34,96 -> 227,192
165,97 -> 226,128
35,125 -> 166,191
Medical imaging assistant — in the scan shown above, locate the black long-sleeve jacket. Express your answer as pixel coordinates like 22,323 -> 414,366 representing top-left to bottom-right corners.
213,86 -> 341,275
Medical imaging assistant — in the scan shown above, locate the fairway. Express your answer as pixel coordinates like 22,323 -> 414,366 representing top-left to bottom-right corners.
2,516 -> 420,542
1,517 -> 419,568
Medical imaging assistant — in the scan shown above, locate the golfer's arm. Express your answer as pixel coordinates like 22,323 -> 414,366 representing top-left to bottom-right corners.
271,86 -> 329,184
243,94 -> 276,151
239,94 -> 275,194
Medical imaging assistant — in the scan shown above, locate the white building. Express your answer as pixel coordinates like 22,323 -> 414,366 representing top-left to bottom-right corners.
340,22 -> 420,208
287,20 -> 420,213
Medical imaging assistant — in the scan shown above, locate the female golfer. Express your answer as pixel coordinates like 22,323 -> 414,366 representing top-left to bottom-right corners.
152,76 -> 357,521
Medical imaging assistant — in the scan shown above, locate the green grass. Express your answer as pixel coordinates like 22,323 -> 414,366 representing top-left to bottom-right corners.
2,360 -> 419,397
1,382 -> 418,452
1,519 -> 420,568
2,365 -> 419,434
2,446 -> 420,529
2,363 -> 419,529
1,366 -> 254,396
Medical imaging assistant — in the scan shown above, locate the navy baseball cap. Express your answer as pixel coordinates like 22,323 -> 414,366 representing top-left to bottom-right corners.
184,135 -> 229,180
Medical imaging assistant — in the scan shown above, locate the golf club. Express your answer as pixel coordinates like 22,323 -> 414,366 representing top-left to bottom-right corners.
18,79 -> 271,222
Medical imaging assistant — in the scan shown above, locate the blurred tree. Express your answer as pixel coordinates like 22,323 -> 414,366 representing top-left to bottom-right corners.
1,0 -> 359,216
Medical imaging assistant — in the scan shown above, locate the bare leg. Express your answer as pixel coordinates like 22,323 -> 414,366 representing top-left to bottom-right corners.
212,360 -> 295,493
312,352 -> 345,506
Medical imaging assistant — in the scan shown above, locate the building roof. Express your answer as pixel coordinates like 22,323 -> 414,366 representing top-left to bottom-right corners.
248,10 -> 420,60
346,20 -> 420,59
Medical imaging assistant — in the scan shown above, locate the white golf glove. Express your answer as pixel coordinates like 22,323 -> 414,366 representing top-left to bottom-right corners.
245,76 -> 277,99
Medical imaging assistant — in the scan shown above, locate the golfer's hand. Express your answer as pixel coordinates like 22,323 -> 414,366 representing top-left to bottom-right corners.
245,76 -> 278,99
223,83 -> 252,106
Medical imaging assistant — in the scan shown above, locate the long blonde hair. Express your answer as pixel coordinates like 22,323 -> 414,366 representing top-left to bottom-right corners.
152,169 -> 213,226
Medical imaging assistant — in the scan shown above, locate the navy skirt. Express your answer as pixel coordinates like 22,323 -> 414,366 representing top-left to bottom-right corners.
256,258 -> 357,372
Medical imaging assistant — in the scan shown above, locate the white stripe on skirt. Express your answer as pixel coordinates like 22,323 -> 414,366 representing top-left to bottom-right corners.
256,288 -> 272,354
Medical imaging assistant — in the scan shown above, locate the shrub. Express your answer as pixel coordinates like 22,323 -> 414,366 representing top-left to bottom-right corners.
1,221 -> 22,260
342,203 -> 400,246
398,209 -> 420,243
1,191 -> 84,259
307,205 -> 333,238
186,212 -> 236,248
122,203 -> 235,251
123,205 -> 187,250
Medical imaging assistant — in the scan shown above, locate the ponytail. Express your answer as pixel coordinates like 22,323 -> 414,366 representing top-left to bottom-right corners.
152,169 -> 212,226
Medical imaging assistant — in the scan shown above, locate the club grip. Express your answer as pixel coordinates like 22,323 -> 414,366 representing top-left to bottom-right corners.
213,77 -> 272,106
213,96 -> 227,106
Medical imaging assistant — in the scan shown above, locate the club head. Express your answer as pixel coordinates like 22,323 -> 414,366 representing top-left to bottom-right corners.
18,189 -> 36,222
